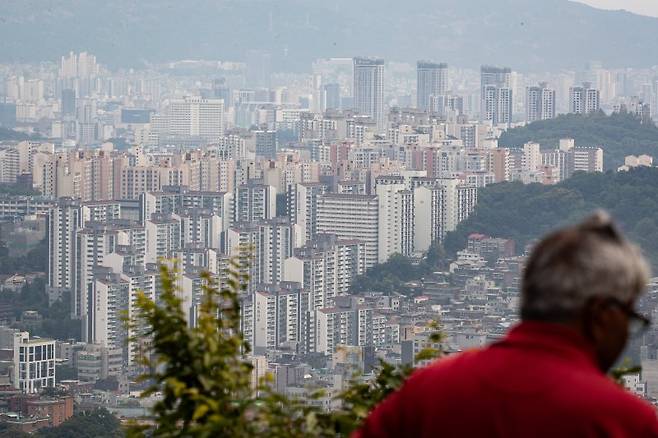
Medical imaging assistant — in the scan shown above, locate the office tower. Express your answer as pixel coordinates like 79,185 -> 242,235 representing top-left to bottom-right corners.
212,78 -> 232,107
417,61 -> 448,111
526,83 -> 556,122
246,50 -> 272,89
353,57 -> 385,131
60,89 -> 76,117
376,177 -> 414,263
168,97 -> 225,141
324,83 -> 341,111
317,194 -> 379,269
254,130 -> 277,159
569,83 -> 600,114
480,66 -> 513,127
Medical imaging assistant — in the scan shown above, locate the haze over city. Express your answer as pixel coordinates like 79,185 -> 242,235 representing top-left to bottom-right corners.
575,0 -> 658,17
0,1 -> 658,436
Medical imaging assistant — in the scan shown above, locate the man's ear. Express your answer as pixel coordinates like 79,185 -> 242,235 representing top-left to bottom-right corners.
580,297 -> 606,342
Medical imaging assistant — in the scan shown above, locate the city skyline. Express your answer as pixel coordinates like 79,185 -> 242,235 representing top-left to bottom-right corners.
1,1 -> 658,433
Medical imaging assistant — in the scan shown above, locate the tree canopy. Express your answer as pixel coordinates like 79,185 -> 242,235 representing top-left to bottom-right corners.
499,112 -> 658,171
37,408 -> 122,438
444,167 -> 658,267
350,243 -> 448,294
0,127 -> 42,142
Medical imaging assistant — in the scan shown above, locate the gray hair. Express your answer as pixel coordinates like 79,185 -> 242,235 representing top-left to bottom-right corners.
521,211 -> 650,321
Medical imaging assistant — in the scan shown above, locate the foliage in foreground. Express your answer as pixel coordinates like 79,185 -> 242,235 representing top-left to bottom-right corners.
127,261 -> 443,437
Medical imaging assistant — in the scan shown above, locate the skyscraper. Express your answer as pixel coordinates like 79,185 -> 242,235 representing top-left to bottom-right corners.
526,82 -> 556,122
246,50 -> 272,89
353,57 -> 385,131
417,61 -> 448,111
569,82 -> 600,114
61,89 -> 76,117
324,83 -> 341,111
480,66 -> 513,127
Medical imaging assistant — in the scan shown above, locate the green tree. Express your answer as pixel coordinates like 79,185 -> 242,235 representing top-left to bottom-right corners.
444,167 -> 658,268
128,260 -> 444,437
499,112 -> 658,170
37,408 -> 122,438
127,261 -> 257,437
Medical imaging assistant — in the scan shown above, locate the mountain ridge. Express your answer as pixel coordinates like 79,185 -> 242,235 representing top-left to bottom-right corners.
2,0 -> 658,71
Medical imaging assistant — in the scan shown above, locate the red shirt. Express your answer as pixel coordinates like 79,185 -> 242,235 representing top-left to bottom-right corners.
356,321 -> 658,438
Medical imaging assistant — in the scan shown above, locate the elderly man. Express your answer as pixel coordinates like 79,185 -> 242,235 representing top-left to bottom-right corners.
356,212 -> 658,437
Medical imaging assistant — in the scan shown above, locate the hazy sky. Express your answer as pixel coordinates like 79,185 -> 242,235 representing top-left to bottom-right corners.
574,0 -> 658,17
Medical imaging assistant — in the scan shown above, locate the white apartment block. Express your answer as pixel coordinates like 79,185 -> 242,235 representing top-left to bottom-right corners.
526,83 -> 556,122
284,234 -> 366,310
145,215 -> 182,264
177,209 -> 222,250
317,194 -> 379,269
376,178 -> 414,263
226,219 -> 299,288
253,283 -> 311,352
12,332 -> 56,393
316,304 -> 358,355
288,182 -> 327,245
92,272 -> 129,363
168,96 -> 225,142
234,183 -> 276,223
74,222 -> 146,340
48,199 -> 82,296
569,83 -> 600,114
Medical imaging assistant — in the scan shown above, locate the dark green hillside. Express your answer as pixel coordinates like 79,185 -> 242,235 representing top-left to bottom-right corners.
499,112 -> 658,171
445,167 -> 658,266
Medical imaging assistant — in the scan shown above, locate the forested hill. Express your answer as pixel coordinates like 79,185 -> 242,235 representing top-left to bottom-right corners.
444,167 -> 658,267
498,112 -> 658,171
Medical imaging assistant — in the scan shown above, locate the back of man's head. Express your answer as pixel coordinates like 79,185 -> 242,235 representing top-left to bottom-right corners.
521,211 -> 650,322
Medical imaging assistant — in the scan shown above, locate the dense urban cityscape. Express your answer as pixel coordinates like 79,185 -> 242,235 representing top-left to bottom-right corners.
1,1 -> 658,435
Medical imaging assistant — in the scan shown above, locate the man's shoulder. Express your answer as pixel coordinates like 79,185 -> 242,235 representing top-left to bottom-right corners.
569,371 -> 657,418
407,349 -> 484,385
